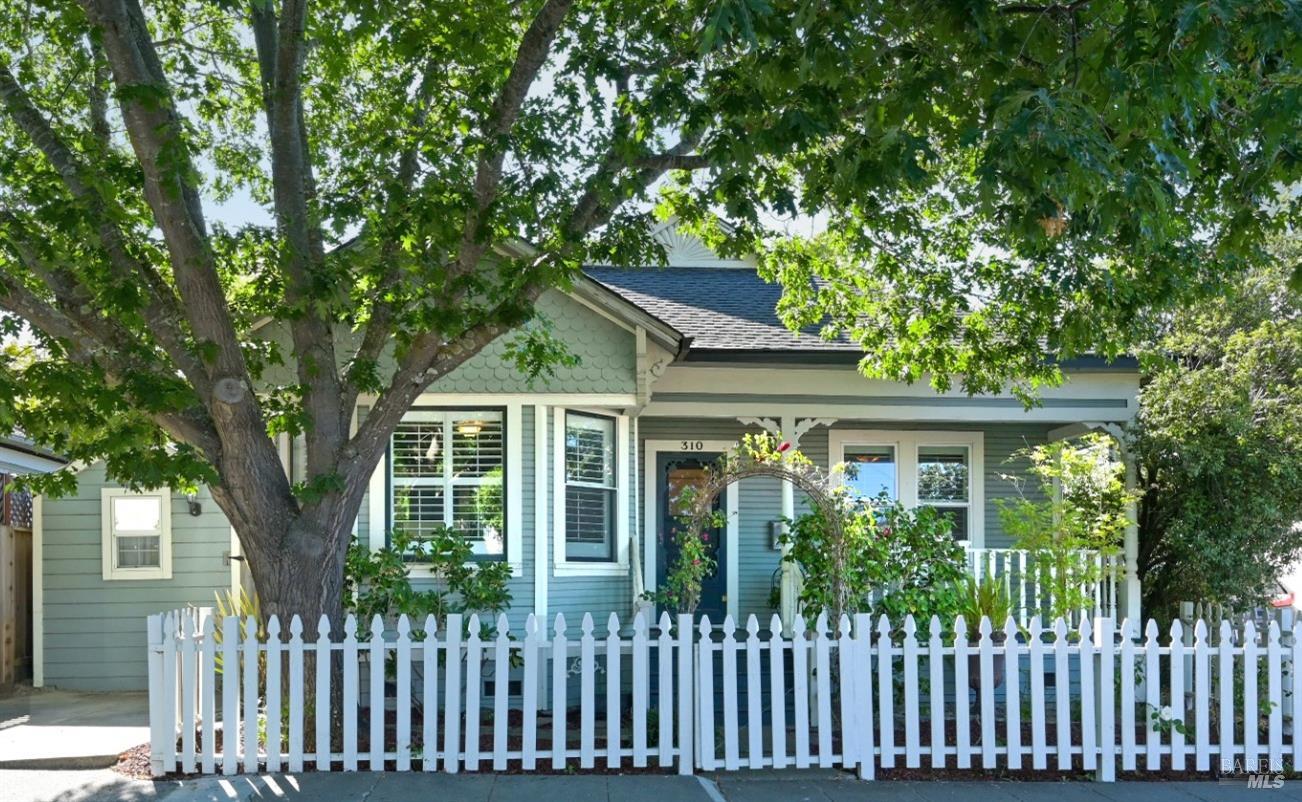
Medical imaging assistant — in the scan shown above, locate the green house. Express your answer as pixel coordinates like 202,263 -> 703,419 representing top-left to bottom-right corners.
32,223 -> 1140,691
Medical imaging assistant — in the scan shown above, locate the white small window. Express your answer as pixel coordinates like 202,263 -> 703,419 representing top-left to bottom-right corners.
101,488 -> 172,580
564,412 -> 617,562
554,407 -> 629,575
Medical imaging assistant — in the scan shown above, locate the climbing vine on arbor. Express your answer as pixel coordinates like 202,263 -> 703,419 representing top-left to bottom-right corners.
646,433 -> 848,618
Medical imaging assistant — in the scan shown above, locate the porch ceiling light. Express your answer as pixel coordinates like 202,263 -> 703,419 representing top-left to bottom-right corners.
456,420 -> 485,436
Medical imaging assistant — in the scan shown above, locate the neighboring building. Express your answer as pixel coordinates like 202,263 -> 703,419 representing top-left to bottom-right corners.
2,435 -> 63,689
31,223 -> 1140,690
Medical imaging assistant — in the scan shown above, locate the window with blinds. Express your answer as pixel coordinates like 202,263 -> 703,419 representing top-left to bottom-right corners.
389,409 -> 505,556
564,412 -> 616,561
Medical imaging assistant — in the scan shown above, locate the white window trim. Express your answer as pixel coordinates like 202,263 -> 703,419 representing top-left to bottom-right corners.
372,402 -> 524,578
554,407 -> 630,577
101,487 -> 173,581
828,429 -> 985,547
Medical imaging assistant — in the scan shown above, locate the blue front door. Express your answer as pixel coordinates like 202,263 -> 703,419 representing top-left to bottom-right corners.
657,452 -> 727,622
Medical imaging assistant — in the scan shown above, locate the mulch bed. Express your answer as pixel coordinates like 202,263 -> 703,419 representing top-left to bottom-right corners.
113,743 -> 153,780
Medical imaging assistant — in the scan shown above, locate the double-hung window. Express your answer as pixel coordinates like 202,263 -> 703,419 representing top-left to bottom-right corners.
564,412 -> 617,561
916,445 -> 972,540
389,409 -> 505,556
101,488 -> 172,580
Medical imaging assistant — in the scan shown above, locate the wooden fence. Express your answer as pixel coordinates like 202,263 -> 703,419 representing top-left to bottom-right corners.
148,609 -> 1299,781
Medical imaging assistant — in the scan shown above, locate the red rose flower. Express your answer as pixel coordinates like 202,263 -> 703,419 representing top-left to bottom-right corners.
777,441 -> 792,453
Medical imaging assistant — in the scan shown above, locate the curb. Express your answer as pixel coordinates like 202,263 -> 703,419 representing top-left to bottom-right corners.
0,753 -> 123,770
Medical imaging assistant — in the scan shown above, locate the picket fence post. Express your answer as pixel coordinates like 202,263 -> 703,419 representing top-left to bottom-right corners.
265,616 -> 282,774
200,614 -> 217,775
835,614 -> 854,772
875,616 -> 893,769
146,613 -> 169,777
179,612 -> 196,775
853,612 -> 875,780
1095,616 -> 1115,782
464,614 -> 483,772
676,613 -> 694,775
1004,617 -> 1022,772
494,614 -> 512,772
605,613 -> 622,770
287,616 -> 303,774
422,614 -> 439,773
315,615 -> 332,773
241,616 -> 258,774
769,614 -> 788,771
395,615 -> 412,772
697,616 -> 716,771
814,613 -> 833,769
1168,619 -> 1186,772
658,612 -> 675,770
443,613 -> 463,774
632,611 -> 650,768
522,614 -> 540,771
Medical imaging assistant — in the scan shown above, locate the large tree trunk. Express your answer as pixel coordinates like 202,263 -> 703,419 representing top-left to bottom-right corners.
209,459 -> 372,631
247,518 -> 351,628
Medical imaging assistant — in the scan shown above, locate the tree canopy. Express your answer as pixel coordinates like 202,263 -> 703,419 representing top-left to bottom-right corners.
1134,251 -> 1302,616
0,0 -> 1299,619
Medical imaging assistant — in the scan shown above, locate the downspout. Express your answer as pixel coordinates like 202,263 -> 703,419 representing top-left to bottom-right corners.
630,327 -> 651,617
630,414 -> 646,610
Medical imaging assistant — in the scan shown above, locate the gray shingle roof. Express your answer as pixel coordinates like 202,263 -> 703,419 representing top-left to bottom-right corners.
582,267 -> 855,353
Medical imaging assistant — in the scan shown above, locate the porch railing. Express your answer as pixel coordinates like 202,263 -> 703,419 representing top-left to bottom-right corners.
963,547 -> 1121,626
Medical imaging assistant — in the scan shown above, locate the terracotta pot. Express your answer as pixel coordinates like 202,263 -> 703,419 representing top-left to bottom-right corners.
967,632 -> 1008,691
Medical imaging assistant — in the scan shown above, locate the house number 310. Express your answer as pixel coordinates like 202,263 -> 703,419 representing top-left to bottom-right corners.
680,440 -> 704,451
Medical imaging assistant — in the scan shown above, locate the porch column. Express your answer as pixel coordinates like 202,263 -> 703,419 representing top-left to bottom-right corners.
778,462 -> 800,632
1121,452 -> 1142,624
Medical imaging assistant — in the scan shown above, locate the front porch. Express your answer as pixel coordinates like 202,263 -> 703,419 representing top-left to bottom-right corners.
632,412 -> 1139,629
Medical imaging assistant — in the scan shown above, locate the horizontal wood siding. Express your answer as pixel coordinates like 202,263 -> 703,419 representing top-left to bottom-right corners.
546,412 -> 638,623
40,465 -> 231,691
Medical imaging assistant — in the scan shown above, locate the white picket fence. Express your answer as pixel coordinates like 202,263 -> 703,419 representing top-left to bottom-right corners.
148,608 -> 1300,780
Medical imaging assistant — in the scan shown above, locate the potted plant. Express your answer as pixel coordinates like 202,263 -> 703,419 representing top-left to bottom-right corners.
954,576 -> 1013,690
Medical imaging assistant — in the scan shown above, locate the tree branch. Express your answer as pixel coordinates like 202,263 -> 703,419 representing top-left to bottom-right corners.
0,268 -> 222,459
631,152 -> 711,172
83,0 -> 294,523
79,0 -> 256,404
0,63 -> 210,397
250,0 -> 349,481
567,130 -> 706,236
996,0 -> 1093,15
456,0 -> 575,272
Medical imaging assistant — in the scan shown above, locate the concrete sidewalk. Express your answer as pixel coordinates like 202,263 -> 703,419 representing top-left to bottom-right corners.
6,770 -> 1302,802
0,688 -> 149,770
